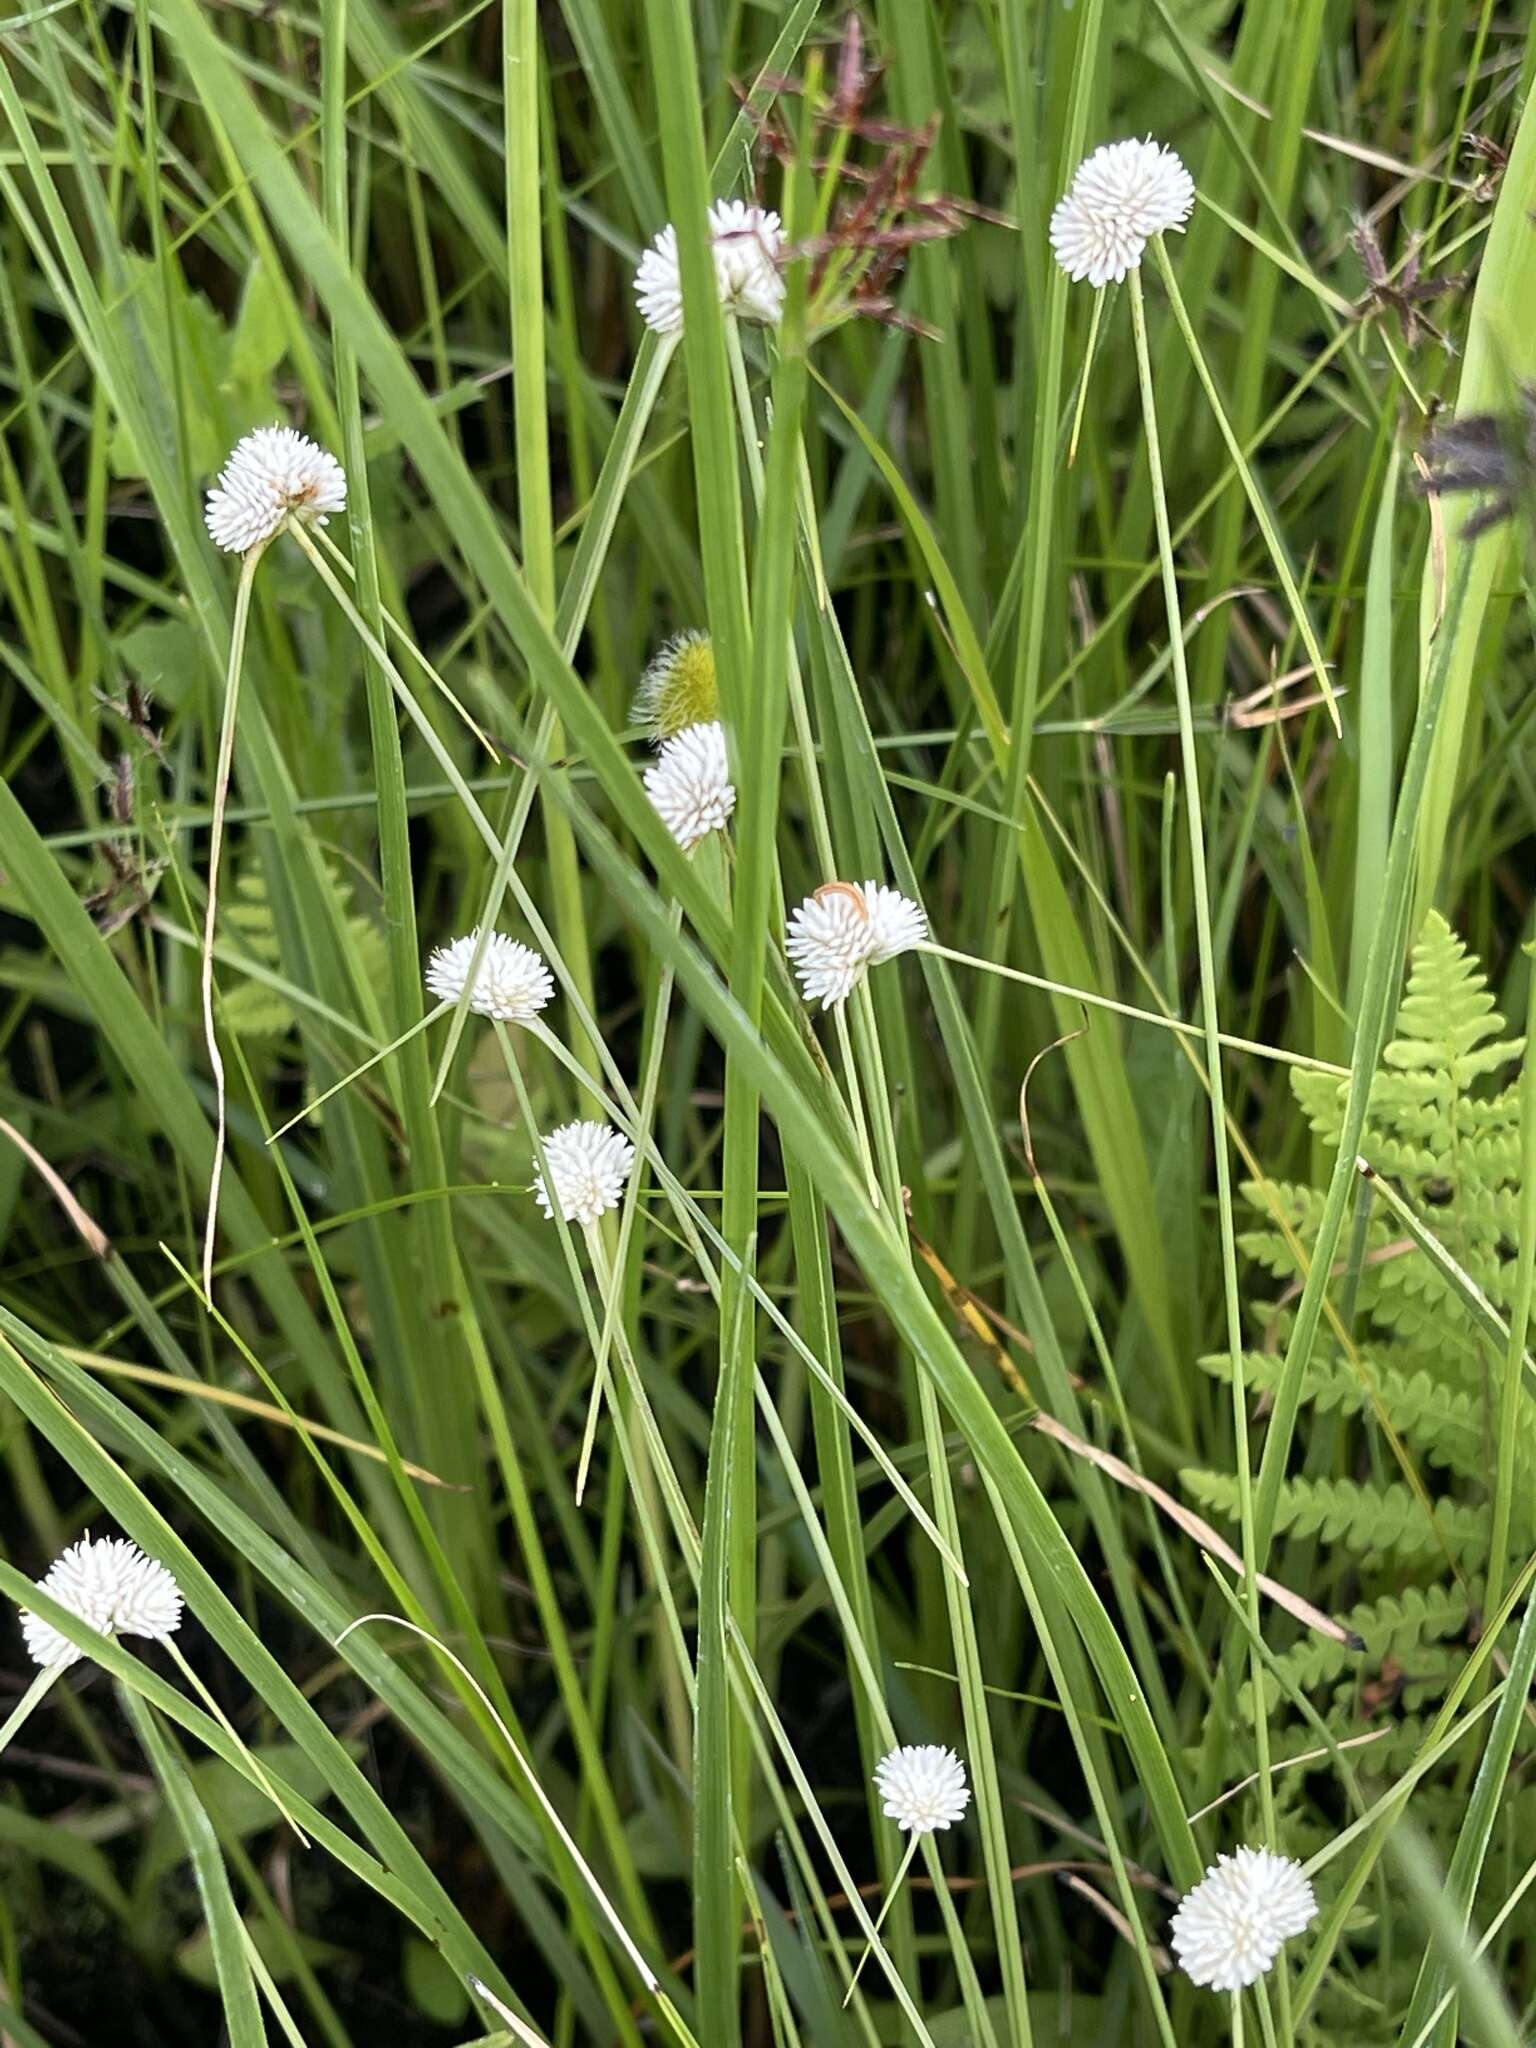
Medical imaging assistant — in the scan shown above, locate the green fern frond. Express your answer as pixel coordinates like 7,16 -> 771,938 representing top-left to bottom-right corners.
1180,1469 -> 1489,1561
217,863 -> 387,1041
1243,1581 -> 1473,1717
1196,1351 -> 1497,1480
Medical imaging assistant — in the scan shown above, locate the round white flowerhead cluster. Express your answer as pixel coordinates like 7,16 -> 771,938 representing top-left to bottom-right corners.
634,630 -> 719,743
535,1120 -> 637,1227
873,1744 -> 970,1835
1169,1846 -> 1317,1992
1049,139 -> 1196,288
425,931 -> 555,1024
785,880 -> 928,1009
20,1534 -> 184,1671
204,426 -> 348,555
644,721 -> 736,852
634,198 -> 786,336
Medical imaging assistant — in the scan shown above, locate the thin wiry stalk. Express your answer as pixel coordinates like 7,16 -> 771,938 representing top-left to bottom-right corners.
1129,262 -> 1281,1949
198,539 -> 265,1296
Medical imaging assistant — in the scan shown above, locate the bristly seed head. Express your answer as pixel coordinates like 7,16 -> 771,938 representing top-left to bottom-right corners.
1417,384 -> 1536,540
634,631 -> 720,743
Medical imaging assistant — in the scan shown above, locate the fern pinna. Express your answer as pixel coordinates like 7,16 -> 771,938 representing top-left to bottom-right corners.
1184,913 -> 1527,1826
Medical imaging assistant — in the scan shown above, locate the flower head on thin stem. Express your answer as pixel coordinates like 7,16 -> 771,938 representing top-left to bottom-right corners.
786,881 -> 927,1009
644,721 -> 736,852
873,1744 -> 970,1834
633,630 -> 720,743
1169,1847 -> 1317,1992
425,932 -> 555,1024
204,427 -> 347,555
20,1535 -> 184,1671
1049,139 -> 1195,288
534,1121 -> 637,1228
634,199 -> 786,336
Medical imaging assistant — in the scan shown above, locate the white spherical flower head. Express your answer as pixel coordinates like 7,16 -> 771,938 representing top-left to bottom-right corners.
1170,1847 -> 1317,1992
874,1745 -> 971,1835
635,223 -> 685,336
708,199 -> 785,326
20,1535 -> 184,1671
860,881 -> 927,964
645,722 -> 736,852
786,883 -> 878,1010
633,201 -> 786,336
204,426 -> 348,554
1049,139 -> 1196,288
785,880 -> 927,1008
425,931 -> 555,1024
535,1120 -> 637,1228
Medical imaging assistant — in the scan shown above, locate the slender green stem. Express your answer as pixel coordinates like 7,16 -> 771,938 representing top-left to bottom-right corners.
843,1832 -> 919,2004
166,1635 -> 307,1842
832,997 -> 882,1205
266,1005 -> 446,1143
1152,236 -> 1337,732
920,941 -> 1346,1075
0,1663 -> 58,1756
339,1615 -> 665,2002
1129,268 -> 1279,1902
1485,944 -> 1536,1620
1067,284 -> 1106,468
1252,543 -> 1477,1557
1254,1976 -> 1279,2048
199,539 -> 265,1297
847,977 -> 1031,2048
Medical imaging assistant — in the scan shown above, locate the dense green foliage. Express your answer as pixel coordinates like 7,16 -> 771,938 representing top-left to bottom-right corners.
1,0 -> 1535,2043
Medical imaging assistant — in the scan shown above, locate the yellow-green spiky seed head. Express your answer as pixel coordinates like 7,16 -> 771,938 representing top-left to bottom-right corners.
634,631 -> 719,743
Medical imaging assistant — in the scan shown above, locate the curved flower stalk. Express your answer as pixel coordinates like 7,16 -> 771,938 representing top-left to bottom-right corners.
634,198 -> 785,337
198,428 -> 349,1298
340,1615 -> 661,1998
846,1745 -> 971,2002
